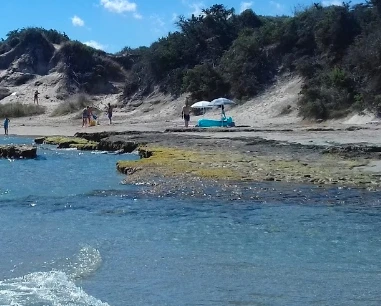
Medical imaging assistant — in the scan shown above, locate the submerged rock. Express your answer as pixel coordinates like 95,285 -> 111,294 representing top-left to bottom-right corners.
34,137 -> 45,144
36,136 -> 98,151
34,137 -> 46,144
98,136 -> 139,153
0,145 -> 37,159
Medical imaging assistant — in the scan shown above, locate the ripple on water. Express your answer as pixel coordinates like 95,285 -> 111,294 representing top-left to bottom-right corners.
1,137 -> 381,305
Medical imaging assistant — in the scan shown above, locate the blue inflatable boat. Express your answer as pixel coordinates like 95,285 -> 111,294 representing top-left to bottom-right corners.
197,116 -> 235,128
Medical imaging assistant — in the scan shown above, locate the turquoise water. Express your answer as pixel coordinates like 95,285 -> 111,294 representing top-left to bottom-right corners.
1,136 -> 381,305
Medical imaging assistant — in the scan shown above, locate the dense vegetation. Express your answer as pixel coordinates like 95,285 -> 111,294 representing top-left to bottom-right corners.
0,27 -> 69,54
50,41 -> 125,94
1,1 -> 381,119
122,0 -> 381,119
117,1 -> 381,119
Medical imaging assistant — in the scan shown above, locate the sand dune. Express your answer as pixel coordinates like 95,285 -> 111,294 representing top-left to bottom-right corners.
2,73 -> 381,142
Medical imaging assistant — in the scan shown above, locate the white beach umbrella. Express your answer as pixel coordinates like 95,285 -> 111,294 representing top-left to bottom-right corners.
191,101 -> 212,109
191,101 -> 212,117
210,98 -> 235,106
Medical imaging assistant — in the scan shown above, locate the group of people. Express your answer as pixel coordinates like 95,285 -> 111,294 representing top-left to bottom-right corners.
82,103 -> 113,127
3,87 -> 213,134
3,102 -> 113,135
32,88 -> 114,128
82,106 -> 94,127
2,83 -> 118,135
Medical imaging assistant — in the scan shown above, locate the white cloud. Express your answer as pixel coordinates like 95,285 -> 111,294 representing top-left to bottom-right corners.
172,13 -> 178,22
322,0 -> 342,6
182,1 -> 205,16
190,2 -> 204,16
240,2 -> 253,13
270,1 -> 284,11
100,0 -> 142,18
152,15 -> 165,28
84,40 -> 107,50
71,15 -> 85,27
150,15 -> 167,34
133,12 -> 143,19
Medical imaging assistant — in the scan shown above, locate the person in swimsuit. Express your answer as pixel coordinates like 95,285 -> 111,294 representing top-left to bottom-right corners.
82,107 -> 88,127
4,117 -> 10,135
221,105 -> 226,119
34,90 -> 39,105
181,102 -> 191,128
87,106 -> 93,125
107,103 -> 113,124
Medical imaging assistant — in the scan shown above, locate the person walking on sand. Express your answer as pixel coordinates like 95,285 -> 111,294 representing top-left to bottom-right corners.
34,90 -> 40,105
82,107 -> 89,127
106,103 -> 113,124
4,117 -> 10,135
182,102 -> 191,128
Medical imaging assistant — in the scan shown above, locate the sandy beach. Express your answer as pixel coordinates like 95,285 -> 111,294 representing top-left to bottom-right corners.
5,75 -> 381,142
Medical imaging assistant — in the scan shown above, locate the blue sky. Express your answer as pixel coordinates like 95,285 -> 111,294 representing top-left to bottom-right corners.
0,0 -> 366,53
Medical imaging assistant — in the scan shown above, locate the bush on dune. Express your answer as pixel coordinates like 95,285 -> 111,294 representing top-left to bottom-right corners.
51,41 -> 125,94
51,94 -> 91,117
0,102 -> 46,118
115,2 -> 381,120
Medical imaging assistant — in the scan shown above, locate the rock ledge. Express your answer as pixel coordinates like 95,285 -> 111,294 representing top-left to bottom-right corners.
0,145 -> 37,159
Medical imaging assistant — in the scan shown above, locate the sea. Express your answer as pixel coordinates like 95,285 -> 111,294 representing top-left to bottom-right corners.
1,136 -> 381,306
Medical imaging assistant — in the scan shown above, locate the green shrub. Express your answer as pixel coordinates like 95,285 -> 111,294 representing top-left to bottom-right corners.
327,67 -> 350,88
220,31 -> 276,99
298,99 -> 328,120
0,102 -> 46,118
182,63 -> 229,101
5,27 -> 69,45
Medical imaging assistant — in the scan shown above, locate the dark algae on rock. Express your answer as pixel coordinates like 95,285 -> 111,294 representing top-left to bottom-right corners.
0,145 -> 37,159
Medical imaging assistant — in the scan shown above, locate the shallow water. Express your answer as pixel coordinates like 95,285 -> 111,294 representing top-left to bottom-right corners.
1,136 -> 381,305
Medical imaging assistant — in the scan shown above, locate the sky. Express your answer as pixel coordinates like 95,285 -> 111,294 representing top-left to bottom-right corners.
0,0 -> 366,53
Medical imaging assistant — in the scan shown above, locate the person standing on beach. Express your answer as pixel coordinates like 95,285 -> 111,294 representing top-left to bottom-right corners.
34,90 -> 39,105
82,107 -> 88,127
87,106 -> 93,125
106,103 -> 113,124
182,102 -> 191,128
4,117 -> 10,135
221,105 -> 226,119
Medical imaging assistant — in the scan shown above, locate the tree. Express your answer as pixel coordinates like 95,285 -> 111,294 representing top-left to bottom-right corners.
369,0 -> 381,15
220,32 -> 275,99
235,9 -> 262,29
182,63 -> 229,101
314,6 -> 359,55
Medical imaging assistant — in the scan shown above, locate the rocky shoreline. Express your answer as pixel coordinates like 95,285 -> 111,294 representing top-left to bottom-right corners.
33,128 -> 381,192
0,145 -> 37,159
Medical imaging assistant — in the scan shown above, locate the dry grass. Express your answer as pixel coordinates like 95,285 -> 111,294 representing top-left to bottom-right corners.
0,102 -> 46,118
51,94 -> 91,117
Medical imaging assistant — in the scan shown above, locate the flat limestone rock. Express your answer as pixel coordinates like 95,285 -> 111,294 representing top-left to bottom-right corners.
0,145 -> 37,159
